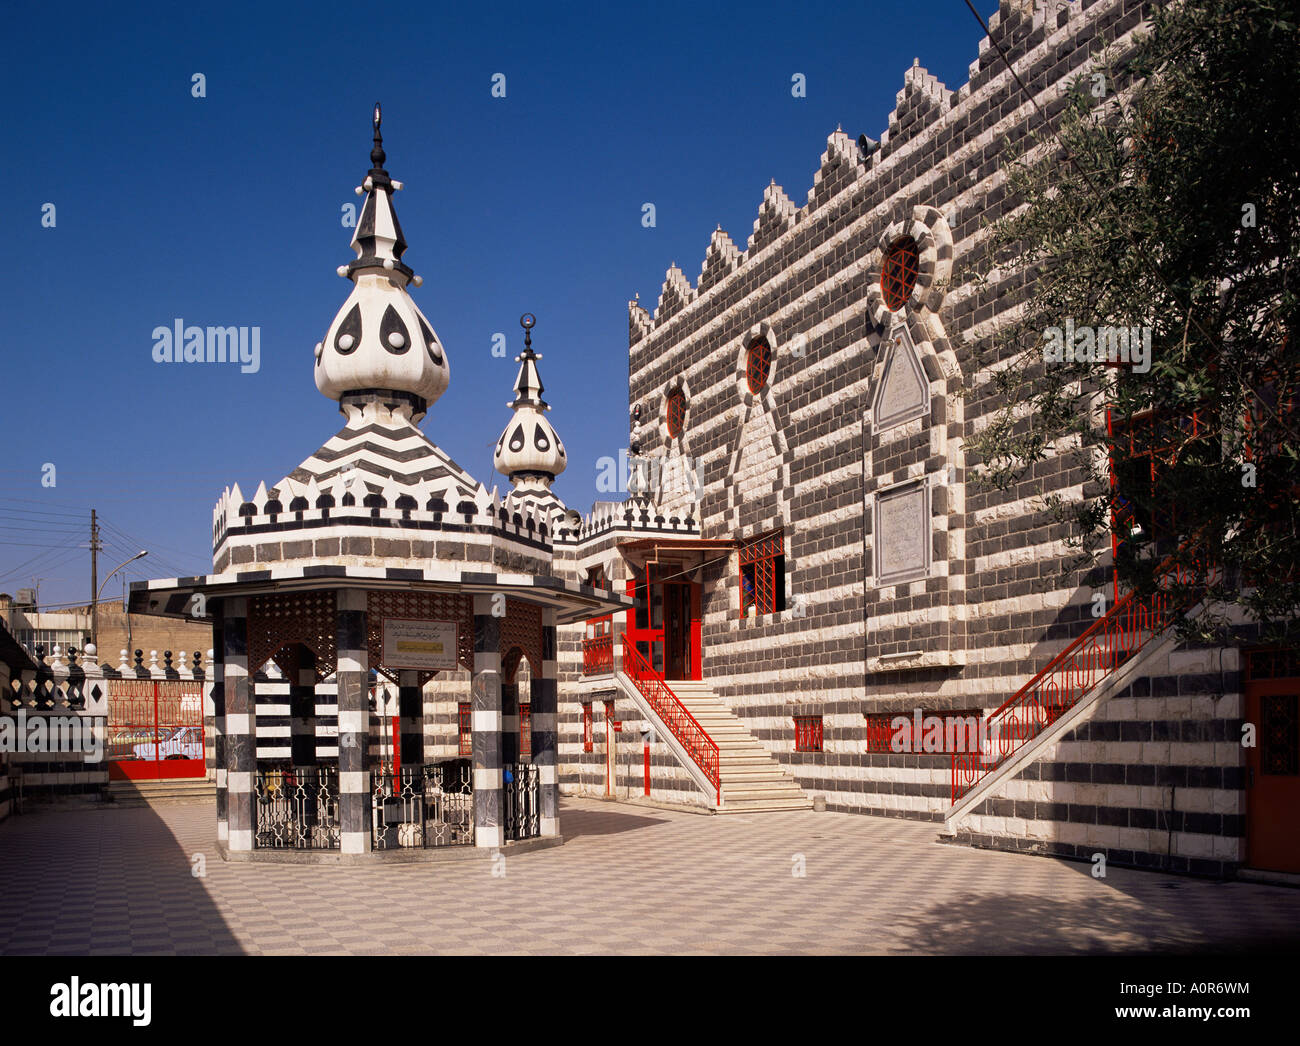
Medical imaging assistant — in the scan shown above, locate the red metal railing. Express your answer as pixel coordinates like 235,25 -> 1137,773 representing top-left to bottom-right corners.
583,633 -> 613,676
620,639 -> 721,805
952,548 -> 1213,804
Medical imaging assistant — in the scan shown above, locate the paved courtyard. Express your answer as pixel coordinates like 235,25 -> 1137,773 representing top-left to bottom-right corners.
1,797 -> 1297,955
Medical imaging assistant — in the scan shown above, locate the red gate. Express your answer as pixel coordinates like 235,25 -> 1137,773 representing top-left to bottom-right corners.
107,679 -> 206,781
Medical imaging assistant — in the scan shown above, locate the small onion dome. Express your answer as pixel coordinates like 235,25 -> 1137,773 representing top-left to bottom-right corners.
315,104 -> 449,416
494,314 -> 567,487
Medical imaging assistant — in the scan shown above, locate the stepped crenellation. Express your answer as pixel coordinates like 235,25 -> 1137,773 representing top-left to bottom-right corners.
630,0 -> 1101,339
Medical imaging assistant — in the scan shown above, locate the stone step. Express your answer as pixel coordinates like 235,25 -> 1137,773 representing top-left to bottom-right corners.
107,779 -> 214,805
722,781 -> 809,796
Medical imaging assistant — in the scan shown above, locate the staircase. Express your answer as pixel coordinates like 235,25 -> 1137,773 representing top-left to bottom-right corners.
615,641 -> 810,813
107,778 -> 215,807
669,681 -> 813,814
949,543 -> 1213,819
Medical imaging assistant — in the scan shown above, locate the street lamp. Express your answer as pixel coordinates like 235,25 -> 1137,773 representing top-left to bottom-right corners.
93,550 -> 147,652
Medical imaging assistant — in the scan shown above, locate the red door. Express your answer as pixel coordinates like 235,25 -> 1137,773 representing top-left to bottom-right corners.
624,566 -> 664,676
1245,649 -> 1300,873
107,679 -> 206,781
624,564 -> 702,681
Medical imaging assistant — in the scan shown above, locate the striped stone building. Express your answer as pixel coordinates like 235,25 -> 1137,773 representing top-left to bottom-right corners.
554,0 -> 1299,881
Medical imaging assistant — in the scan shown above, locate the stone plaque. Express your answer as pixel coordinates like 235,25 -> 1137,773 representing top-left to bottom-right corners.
876,483 -> 929,583
873,324 -> 929,431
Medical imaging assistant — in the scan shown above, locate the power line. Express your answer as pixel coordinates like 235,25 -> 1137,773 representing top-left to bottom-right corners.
0,544 -> 84,585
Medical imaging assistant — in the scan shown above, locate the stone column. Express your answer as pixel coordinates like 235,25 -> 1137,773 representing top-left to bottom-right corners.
471,594 -> 502,849
290,647 -> 318,767
220,598 -> 254,852
535,609 -> 559,837
501,679 -> 519,766
210,617 -> 228,845
398,669 -> 422,770
335,590 -> 370,855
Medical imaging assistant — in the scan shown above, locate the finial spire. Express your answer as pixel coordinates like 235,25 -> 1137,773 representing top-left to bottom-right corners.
494,312 -> 567,492
371,102 -> 386,170
315,105 -> 448,418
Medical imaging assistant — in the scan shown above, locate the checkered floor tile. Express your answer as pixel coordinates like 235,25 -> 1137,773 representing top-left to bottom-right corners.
1,797 -> 1297,955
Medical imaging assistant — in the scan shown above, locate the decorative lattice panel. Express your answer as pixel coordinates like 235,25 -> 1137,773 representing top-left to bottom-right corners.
367,590 -> 474,685
247,591 -> 337,681
1262,694 -> 1299,776
500,599 -> 543,684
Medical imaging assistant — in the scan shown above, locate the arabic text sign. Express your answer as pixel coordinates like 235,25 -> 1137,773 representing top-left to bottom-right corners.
382,618 -> 458,671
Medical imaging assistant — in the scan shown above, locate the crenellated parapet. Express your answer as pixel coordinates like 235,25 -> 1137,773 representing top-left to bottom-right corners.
553,497 -> 700,548
212,471 -> 559,575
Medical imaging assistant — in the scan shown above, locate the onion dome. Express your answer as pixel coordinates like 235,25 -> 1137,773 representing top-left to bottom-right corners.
494,314 -> 568,495
315,103 -> 449,419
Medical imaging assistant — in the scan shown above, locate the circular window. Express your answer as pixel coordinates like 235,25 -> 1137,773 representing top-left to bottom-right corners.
746,340 -> 772,393
881,236 -> 919,311
666,389 -> 687,438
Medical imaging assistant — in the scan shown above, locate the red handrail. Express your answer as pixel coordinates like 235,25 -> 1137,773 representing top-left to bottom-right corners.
620,639 -> 721,805
952,545 -> 1214,804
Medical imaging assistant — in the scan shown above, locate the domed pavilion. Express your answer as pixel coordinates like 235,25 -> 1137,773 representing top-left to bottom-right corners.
130,106 -> 630,860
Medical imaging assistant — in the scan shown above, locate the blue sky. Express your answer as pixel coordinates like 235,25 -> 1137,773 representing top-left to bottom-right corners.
0,0 -> 997,608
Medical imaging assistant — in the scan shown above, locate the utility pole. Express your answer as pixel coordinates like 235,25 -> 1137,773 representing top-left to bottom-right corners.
90,509 -> 101,650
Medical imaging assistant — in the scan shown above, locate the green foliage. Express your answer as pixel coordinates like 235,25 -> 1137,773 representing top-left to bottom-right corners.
965,0 -> 1300,642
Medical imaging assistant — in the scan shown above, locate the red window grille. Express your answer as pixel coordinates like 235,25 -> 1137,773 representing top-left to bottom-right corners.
865,710 -> 985,753
582,702 -> 593,752
667,389 -> 687,438
746,340 -> 771,393
739,530 -> 785,617
864,713 -> 895,753
794,715 -> 823,752
1106,405 -> 1214,560
881,236 -> 919,311
519,703 -> 532,761
457,702 -> 472,757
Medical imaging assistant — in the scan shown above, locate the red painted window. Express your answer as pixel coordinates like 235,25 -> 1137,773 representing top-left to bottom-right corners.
519,703 -> 532,761
582,702 -> 593,752
881,236 -> 919,311
458,702 -> 472,757
1106,406 -> 1214,560
863,714 -> 895,753
864,710 -> 985,753
582,566 -> 615,676
746,339 -> 771,393
666,389 -> 687,438
794,715 -> 823,752
739,530 -> 785,617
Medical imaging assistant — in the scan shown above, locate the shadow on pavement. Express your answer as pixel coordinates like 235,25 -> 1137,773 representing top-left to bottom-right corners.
559,802 -> 667,840
0,799 -> 243,955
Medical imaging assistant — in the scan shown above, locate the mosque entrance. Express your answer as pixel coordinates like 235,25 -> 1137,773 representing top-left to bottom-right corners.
625,563 -> 701,681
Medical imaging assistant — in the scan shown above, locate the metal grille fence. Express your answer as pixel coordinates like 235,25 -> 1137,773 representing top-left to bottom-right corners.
504,763 -> 539,841
254,767 -> 340,850
371,763 -> 473,849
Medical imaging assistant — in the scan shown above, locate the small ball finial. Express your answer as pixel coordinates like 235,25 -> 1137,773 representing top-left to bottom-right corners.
520,312 -> 536,349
